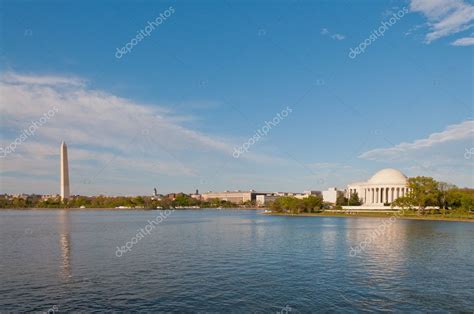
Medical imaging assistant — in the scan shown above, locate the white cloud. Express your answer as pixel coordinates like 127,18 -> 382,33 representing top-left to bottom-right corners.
359,120 -> 474,160
331,34 -> 346,40
320,28 -> 346,40
410,0 -> 474,43
382,6 -> 400,18
451,36 -> 474,45
0,72 -> 286,194
358,120 -> 474,187
1,72 -> 86,87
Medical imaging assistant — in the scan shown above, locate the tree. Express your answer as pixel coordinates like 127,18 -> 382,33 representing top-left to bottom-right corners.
302,195 -> 323,213
336,194 -> 348,206
460,193 -> 474,212
348,192 -> 362,206
438,182 -> 457,210
391,196 -> 414,211
270,196 -> 323,214
406,176 -> 441,213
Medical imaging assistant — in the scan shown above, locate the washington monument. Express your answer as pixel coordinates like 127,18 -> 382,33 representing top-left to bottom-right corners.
60,141 -> 70,200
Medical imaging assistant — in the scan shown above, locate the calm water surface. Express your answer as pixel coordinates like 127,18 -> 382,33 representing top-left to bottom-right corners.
0,209 -> 473,312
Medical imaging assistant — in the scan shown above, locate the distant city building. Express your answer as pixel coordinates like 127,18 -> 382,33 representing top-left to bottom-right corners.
42,194 -> 60,200
256,194 -> 280,206
166,193 -> 184,201
346,168 -> 409,205
201,190 -> 266,203
152,187 -> 163,200
304,190 -> 322,196
190,189 -> 201,200
60,141 -> 70,200
322,187 -> 343,204
293,193 -> 309,199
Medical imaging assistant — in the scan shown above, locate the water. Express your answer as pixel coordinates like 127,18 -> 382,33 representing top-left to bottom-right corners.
0,209 -> 473,312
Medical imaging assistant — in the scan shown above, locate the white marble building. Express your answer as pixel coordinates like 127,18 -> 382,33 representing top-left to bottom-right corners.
322,187 -> 342,204
347,168 -> 409,205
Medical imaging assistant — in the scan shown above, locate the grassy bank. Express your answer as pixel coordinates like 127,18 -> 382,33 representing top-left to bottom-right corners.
264,211 -> 474,222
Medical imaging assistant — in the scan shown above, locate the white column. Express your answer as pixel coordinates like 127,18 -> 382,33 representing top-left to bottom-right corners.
60,141 -> 70,200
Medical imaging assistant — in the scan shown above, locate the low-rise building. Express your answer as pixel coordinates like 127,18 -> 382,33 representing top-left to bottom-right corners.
201,190 -> 266,204
304,190 -> 322,196
322,187 -> 343,204
190,189 -> 201,200
256,194 -> 280,206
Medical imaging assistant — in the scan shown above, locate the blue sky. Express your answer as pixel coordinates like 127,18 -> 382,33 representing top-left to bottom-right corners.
0,0 -> 473,195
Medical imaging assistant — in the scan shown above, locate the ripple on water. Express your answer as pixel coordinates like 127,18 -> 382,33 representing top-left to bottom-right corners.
0,210 -> 473,312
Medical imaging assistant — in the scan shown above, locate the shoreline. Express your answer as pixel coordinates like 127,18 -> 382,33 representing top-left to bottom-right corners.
263,211 -> 474,223
0,207 -> 260,211
1,208 -> 472,222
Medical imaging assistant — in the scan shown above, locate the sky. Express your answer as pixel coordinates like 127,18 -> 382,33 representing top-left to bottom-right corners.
0,0 -> 473,196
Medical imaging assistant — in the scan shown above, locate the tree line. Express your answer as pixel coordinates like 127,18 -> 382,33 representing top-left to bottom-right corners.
270,195 -> 324,214
0,194 -> 237,209
391,176 -> 474,214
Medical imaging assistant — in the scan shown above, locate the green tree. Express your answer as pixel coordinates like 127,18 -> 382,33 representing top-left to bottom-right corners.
270,196 -> 323,214
460,193 -> 474,212
407,176 -> 441,213
302,195 -> 323,213
348,192 -> 362,206
336,194 -> 348,206
391,176 -> 442,214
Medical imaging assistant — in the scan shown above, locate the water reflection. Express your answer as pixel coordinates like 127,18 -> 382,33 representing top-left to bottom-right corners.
345,218 -> 408,273
57,210 -> 72,282
0,210 -> 472,312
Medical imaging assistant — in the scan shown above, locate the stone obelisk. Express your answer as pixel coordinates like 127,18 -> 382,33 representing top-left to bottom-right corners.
60,141 -> 70,200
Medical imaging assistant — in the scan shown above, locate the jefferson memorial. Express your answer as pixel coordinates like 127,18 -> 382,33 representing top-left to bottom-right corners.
347,168 -> 409,205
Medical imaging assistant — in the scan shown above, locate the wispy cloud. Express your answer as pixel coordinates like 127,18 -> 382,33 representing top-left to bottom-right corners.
331,34 -> 346,41
409,0 -> 474,43
321,28 -> 346,40
1,72 -> 86,87
451,36 -> 474,45
0,72 -> 286,194
359,120 -> 474,161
